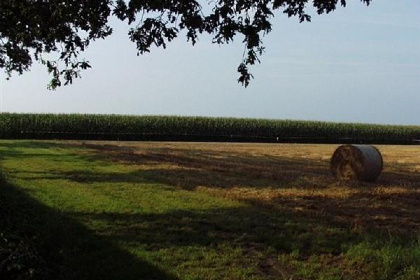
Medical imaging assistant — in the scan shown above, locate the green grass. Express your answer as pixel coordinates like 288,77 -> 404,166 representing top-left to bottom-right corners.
0,140 -> 419,280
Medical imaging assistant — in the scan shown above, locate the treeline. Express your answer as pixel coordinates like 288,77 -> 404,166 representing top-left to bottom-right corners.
0,113 -> 419,144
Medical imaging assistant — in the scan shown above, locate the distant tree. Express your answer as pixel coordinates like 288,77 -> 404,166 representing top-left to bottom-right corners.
0,0 -> 371,89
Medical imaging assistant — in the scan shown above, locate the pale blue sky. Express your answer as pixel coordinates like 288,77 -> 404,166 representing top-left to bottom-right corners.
1,0 -> 419,125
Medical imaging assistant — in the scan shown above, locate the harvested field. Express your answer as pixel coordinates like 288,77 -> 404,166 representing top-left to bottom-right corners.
0,140 -> 419,280
78,141 -> 420,233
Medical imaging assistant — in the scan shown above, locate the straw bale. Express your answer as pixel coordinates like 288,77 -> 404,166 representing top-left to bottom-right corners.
330,145 -> 383,182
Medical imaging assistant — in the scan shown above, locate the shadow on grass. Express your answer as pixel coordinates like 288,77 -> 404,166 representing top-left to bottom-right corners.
0,177 -> 178,280
66,207 -> 355,256
74,142 -> 335,189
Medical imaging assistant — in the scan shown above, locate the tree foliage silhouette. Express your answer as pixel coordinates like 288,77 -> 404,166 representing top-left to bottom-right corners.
0,0 -> 371,89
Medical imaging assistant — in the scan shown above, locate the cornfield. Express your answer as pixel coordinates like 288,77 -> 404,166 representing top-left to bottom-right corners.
0,113 -> 419,144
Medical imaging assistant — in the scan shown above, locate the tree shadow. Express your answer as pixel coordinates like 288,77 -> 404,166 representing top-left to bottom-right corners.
0,177 -> 178,280
69,142 -> 335,189
65,206 -> 357,258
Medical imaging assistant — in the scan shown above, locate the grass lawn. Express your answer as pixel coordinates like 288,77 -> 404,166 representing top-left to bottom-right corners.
0,140 -> 419,280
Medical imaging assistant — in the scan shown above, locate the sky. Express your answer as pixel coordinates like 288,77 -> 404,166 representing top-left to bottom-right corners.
1,0 -> 419,125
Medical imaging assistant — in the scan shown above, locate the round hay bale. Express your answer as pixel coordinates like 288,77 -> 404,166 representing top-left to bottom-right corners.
330,145 -> 383,182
